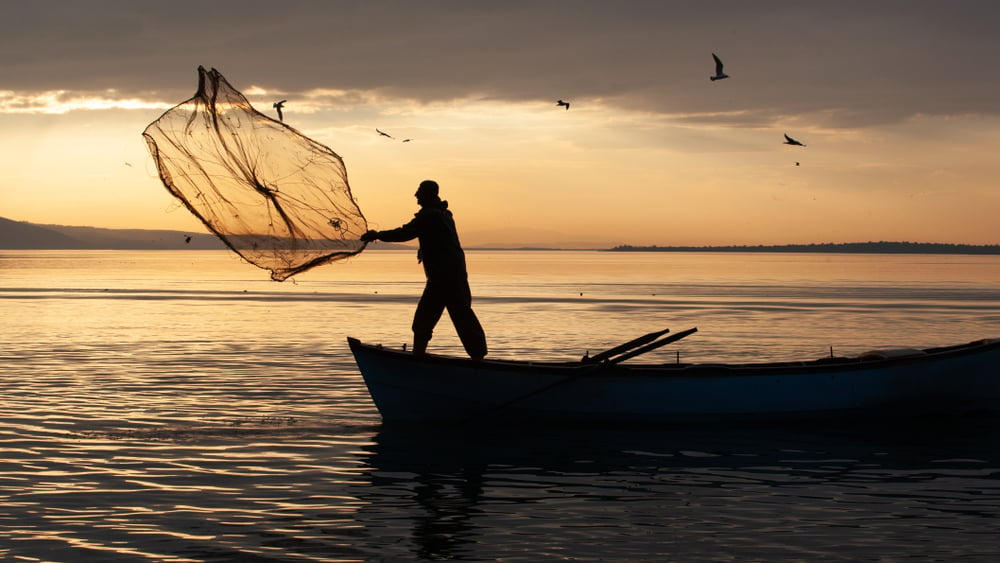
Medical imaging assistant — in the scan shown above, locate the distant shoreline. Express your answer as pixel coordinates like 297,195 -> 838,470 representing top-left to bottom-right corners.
608,242 -> 1000,255
2,217 -> 999,254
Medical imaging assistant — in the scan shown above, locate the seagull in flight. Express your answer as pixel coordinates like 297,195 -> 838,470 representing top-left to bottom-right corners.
784,133 -> 806,146
376,128 -> 394,139
401,138 -> 412,142
710,53 -> 729,81
556,99 -> 570,110
273,100 -> 287,121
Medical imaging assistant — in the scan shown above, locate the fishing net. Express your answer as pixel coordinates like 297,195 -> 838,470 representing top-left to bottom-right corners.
142,66 -> 367,281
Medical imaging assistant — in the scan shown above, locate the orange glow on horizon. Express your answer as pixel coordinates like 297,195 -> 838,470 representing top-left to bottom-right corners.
2,95 -> 999,247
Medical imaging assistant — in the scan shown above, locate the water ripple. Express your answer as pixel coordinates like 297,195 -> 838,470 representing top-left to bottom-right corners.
3,251 -> 1000,560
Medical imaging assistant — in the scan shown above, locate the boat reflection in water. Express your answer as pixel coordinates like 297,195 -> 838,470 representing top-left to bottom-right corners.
354,417 -> 1000,561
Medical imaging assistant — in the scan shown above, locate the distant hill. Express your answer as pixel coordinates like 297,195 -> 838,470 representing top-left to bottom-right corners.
0,217 -> 225,249
0,217 -> 413,250
0,217 -> 92,249
609,242 -> 1000,255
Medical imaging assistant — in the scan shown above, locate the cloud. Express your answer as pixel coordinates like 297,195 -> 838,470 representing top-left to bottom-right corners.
3,1 -> 1000,129
0,89 -> 172,114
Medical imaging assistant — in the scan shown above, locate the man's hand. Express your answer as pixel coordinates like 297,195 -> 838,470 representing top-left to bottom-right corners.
360,230 -> 380,242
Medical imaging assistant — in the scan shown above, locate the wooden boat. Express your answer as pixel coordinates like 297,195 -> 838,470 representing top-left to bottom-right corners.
348,328 -> 1000,424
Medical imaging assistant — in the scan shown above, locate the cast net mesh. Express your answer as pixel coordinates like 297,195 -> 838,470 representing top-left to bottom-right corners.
142,66 -> 367,281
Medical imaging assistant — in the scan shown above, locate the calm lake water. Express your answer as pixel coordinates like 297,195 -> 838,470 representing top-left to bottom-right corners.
1,249 -> 999,561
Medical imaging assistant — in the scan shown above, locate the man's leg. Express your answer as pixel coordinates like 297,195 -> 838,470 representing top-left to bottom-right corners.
412,282 -> 446,355
446,279 -> 488,359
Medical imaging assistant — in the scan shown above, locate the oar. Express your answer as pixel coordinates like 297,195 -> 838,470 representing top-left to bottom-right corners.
586,327 -> 671,363
467,327 -> 698,423
607,327 -> 698,364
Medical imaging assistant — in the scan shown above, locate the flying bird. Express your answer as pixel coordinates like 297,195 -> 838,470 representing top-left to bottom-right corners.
376,128 -> 394,139
401,138 -> 412,142
710,53 -> 729,81
784,134 -> 806,146
184,235 -> 192,244
273,100 -> 287,121
556,99 -> 570,110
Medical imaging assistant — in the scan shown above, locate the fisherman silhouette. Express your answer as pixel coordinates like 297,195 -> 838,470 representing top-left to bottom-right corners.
361,180 -> 488,359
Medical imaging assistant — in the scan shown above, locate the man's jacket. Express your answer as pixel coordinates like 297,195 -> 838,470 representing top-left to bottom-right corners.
376,200 -> 468,280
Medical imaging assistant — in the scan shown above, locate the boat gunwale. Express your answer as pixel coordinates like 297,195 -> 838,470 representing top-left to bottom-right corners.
347,336 -> 1000,379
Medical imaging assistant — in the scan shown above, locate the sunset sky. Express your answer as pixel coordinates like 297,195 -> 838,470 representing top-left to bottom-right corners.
2,1 -> 999,248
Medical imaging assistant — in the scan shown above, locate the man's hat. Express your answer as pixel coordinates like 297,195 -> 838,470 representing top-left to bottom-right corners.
416,180 -> 439,197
